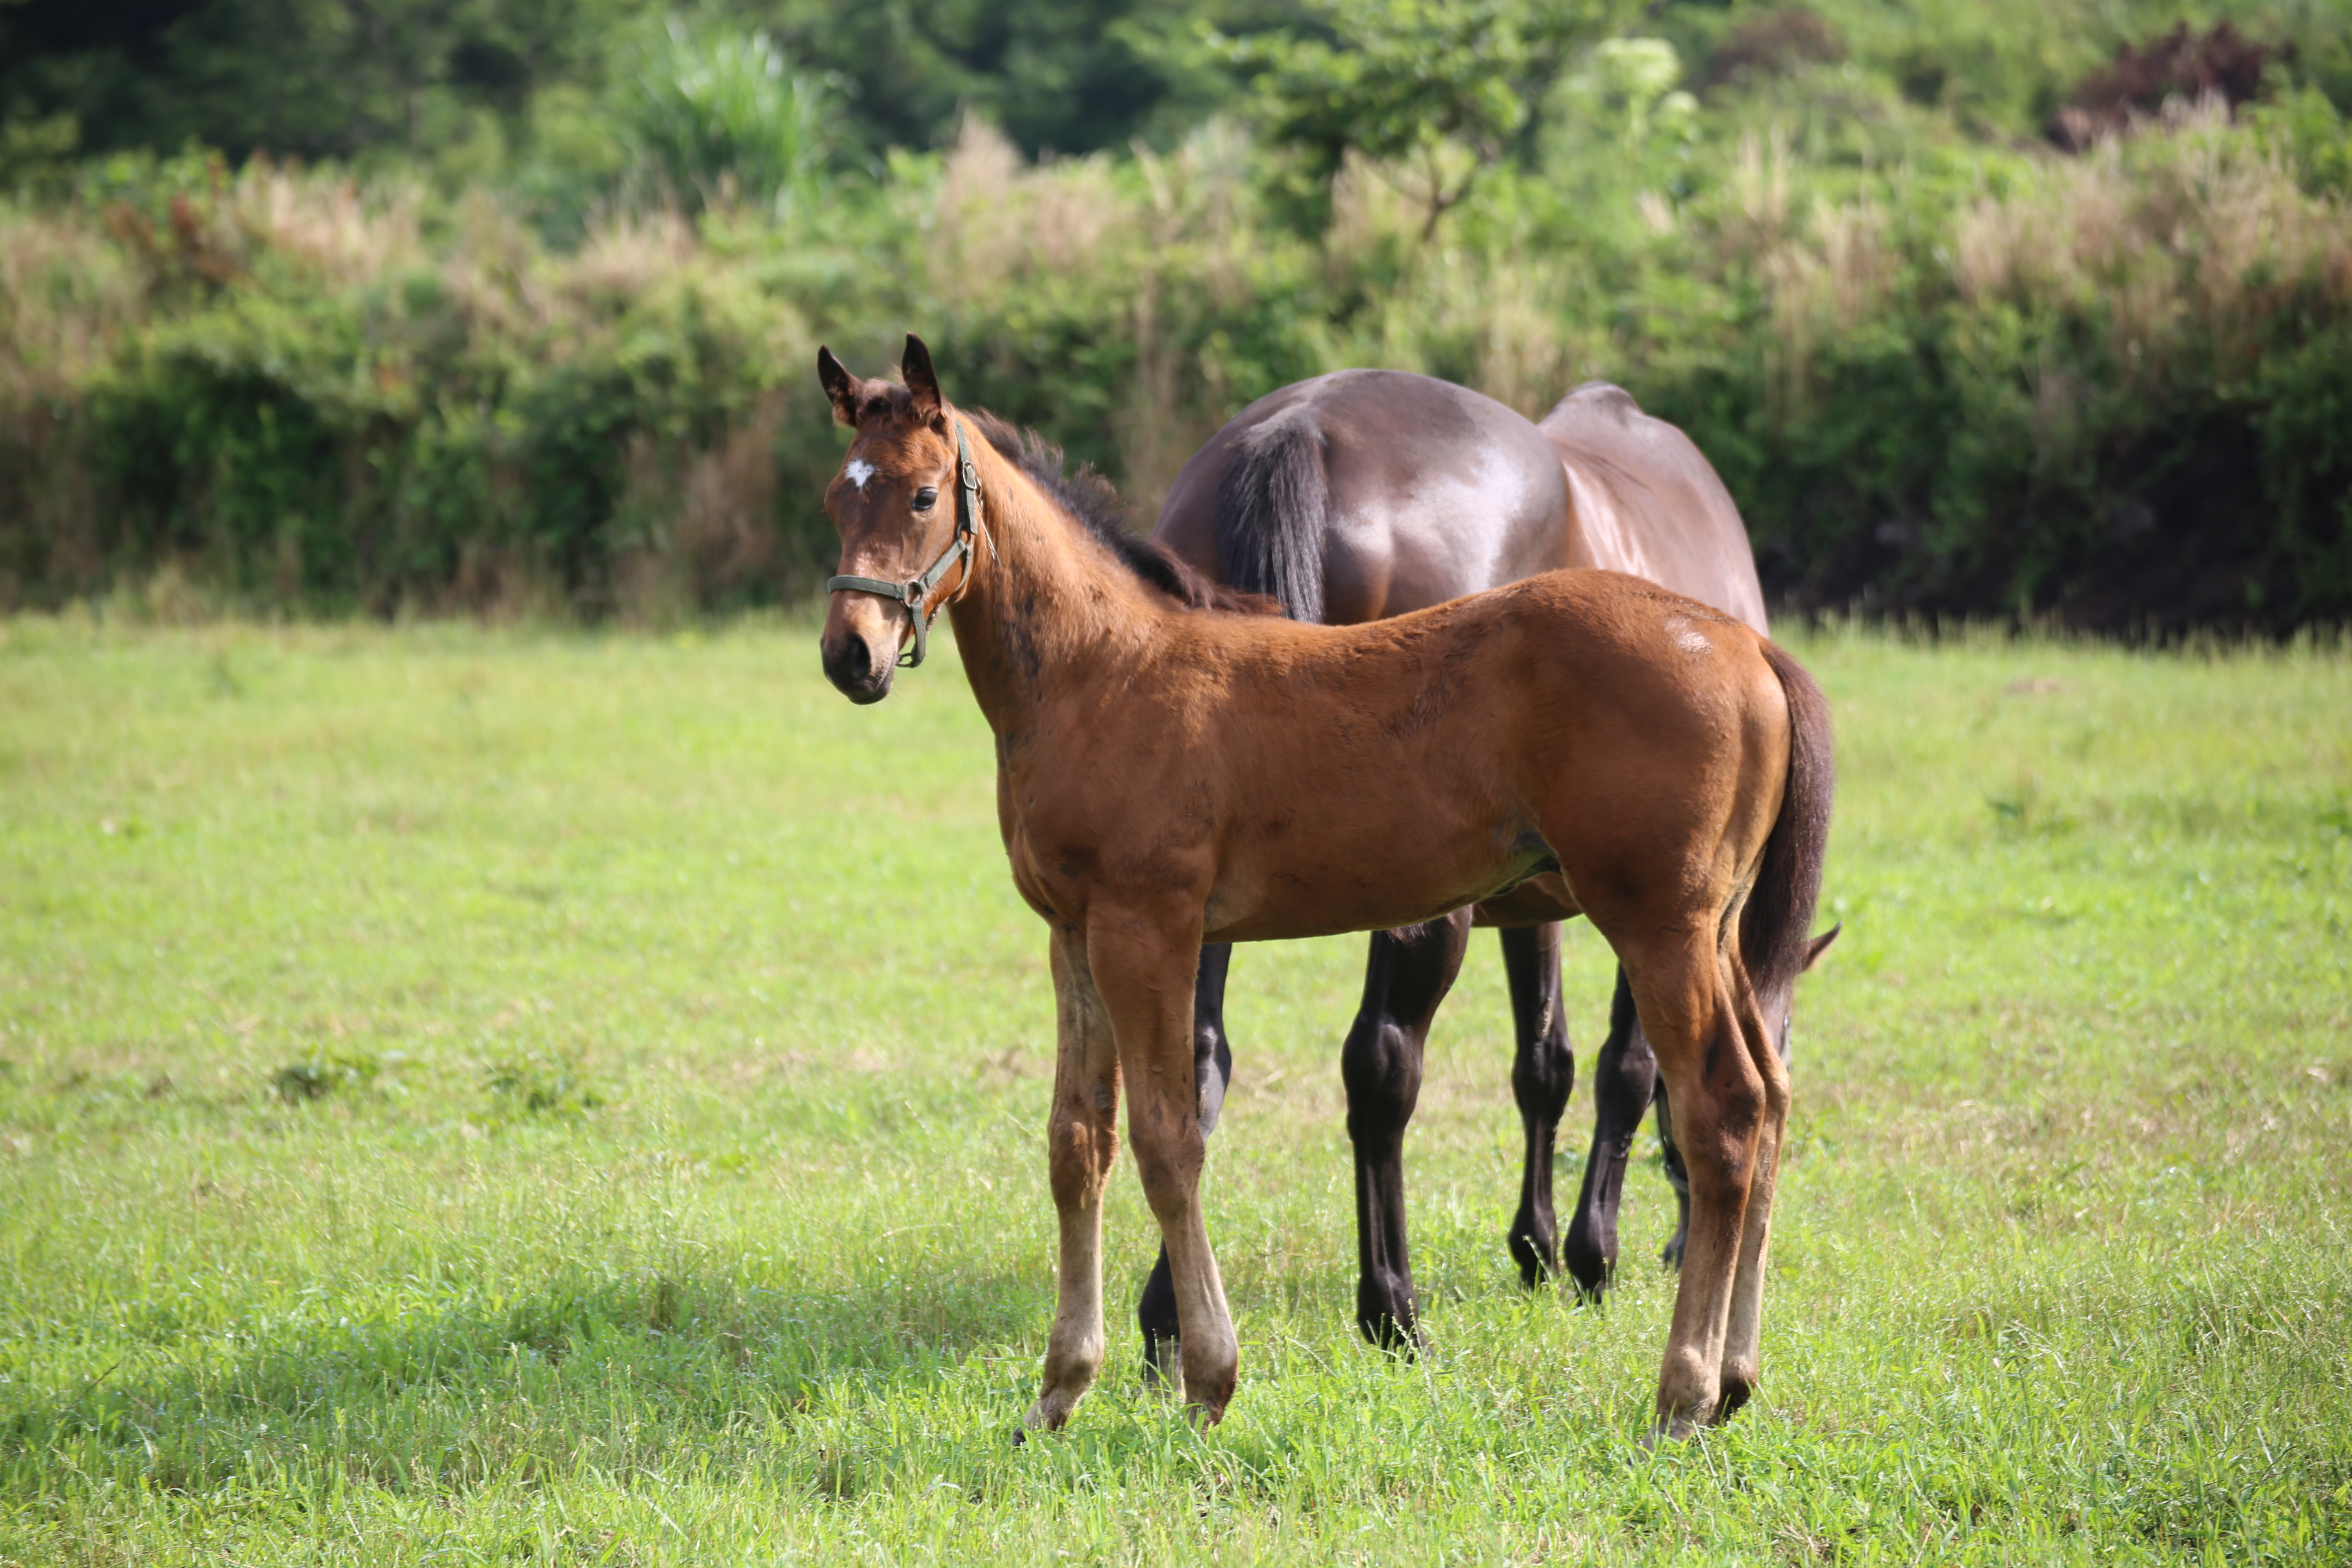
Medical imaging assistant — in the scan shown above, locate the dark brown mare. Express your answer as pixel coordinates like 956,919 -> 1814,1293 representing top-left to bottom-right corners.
815,337 -> 1833,1441
1142,370 -> 1832,1372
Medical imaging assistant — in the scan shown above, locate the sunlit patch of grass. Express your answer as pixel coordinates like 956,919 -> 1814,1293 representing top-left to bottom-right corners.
0,615 -> 2346,1564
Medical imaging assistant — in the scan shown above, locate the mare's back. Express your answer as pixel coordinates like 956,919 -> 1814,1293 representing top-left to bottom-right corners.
1154,370 -> 1569,623
1540,383 -> 1768,634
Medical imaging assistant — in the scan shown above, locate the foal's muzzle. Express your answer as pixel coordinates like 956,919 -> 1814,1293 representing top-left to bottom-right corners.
821,628 -> 895,704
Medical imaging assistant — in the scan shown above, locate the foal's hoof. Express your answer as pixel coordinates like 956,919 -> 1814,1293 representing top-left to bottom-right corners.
1639,1417 -> 1699,1451
1659,1234 -> 1688,1272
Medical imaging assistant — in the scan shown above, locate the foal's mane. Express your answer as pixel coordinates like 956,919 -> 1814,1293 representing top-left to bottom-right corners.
960,414 -> 1289,616
959,407 -> 1278,617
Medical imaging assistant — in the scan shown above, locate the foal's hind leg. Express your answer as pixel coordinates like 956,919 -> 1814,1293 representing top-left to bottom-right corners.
1717,976 -> 1791,1419
1621,939 -> 1770,1441
1501,923 -> 1575,1287
1560,967 -> 1657,1299
1023,927 -> 1123,1434
1140,943 -> 1235,1386
1343,910 -> 1472,1350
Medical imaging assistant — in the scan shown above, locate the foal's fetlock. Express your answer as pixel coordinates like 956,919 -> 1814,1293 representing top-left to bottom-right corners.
1178,1334 -> 1239,1423
1181,1375 -> 1236,1429
1022,1391 -> 1079,1434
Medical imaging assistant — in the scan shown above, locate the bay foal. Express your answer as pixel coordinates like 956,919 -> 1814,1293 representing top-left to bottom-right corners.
1144,370 -> 1809,1374
815,338 -> 1833,1440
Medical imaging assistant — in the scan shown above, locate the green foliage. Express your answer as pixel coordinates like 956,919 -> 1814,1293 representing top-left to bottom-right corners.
2247,83 -> 2352,196
1221,0 -> 1626,232
1,5 -> 2349,628
0,109 -> 77,200
618,20 -> 840,214
0,0 -> 641,165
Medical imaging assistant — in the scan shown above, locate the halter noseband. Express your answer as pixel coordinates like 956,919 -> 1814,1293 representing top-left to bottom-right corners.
826,419 -> 988,669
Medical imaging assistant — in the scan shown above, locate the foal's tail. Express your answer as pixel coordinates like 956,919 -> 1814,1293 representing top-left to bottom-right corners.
1214,405 -> 1329,623
1740,642 -> 1835,1007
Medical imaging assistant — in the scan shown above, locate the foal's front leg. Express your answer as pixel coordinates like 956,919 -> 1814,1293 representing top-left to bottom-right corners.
1139,942 -> 1235,1385
1023,925 -> 1122,1433
1091,904 -> 1239,1422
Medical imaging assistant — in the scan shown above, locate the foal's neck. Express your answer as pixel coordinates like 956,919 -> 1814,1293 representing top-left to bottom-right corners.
943,425 -> 1160,738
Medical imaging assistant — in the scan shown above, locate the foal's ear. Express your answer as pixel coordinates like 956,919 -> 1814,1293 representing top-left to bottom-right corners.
817,346 -> 860,427
1801,923 -> 1842,973
902,333 -> 947,428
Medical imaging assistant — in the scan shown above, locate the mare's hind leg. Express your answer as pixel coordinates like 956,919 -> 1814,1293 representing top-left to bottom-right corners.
1656,1089 -> 1693,1271
1140,943 -> 1235,1386
1561,967 -> 1658,1298
1022,926 -> 1123,1434
1343,910 -> 1472,1350
1620,936 -> 1771,1441
1501,923 -> 1575,1287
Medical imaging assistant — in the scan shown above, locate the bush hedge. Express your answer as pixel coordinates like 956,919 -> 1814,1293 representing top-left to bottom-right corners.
3,84 -> 2349,630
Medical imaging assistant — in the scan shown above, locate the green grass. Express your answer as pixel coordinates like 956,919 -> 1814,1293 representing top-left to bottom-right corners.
0,614 -> 2347,1564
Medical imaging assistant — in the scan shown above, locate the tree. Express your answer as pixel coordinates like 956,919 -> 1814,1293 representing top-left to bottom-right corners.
1218,0 -> 1630,238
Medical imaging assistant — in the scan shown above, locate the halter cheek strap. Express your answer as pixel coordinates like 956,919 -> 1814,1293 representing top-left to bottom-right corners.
826,419 -> 989,669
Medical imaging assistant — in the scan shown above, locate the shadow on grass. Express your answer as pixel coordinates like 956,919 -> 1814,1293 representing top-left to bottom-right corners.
0,1261 -> 1042,1499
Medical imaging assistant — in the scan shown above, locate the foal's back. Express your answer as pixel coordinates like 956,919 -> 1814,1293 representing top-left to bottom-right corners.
1069,570 -> 1788,945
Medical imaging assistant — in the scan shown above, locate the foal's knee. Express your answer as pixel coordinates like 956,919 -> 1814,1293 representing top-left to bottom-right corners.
1048,1104 -> 1117,1207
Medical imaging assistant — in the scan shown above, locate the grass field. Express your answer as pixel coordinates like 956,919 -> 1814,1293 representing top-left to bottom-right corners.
0,615 -> 2347,1564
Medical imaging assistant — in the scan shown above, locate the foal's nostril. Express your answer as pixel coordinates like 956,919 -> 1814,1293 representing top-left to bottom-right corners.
822,631 -> 891,703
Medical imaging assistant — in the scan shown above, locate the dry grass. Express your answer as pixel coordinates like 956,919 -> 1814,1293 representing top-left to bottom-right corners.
1953,98 -> 2352,383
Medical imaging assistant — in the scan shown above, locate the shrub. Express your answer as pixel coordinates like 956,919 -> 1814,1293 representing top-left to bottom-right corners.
0,84 -> 2346,633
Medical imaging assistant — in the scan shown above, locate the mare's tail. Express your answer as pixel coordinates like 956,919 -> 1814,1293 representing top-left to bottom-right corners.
1739,643 -> 1835,1009
1213,405 -> 1329,623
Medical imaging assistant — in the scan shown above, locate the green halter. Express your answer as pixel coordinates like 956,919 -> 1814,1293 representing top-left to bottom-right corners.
826,419 -> 988,668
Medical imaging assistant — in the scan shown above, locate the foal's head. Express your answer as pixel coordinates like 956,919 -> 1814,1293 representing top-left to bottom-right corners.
815,334 -> 973,703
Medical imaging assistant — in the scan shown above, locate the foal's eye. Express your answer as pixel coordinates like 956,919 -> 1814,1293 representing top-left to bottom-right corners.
912,487 -> 939,512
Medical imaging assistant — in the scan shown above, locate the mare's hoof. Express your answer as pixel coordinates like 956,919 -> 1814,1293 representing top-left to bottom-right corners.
1141,1334 -> 1181,1392
1561,1241 -> 1613,1303
1508,1230 -> 1559,1290
1357,1311 -> 1425,1358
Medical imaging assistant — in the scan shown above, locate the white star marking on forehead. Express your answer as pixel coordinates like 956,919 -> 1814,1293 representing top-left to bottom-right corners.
845,458 -> 876,492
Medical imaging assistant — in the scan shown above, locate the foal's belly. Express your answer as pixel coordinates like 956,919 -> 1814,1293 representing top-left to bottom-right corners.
1199,815 -> 1574,943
